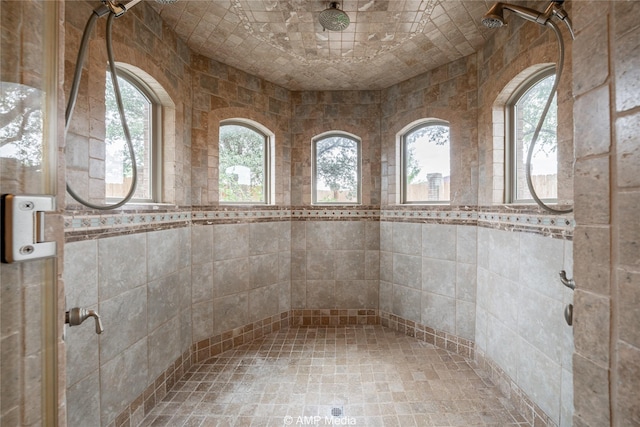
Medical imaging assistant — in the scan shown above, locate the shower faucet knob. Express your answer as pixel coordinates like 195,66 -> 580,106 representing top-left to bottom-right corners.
65,307 -> 104,334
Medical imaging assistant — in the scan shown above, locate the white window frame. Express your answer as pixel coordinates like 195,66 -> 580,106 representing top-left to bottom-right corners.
505,66 -> 557,204
399,119 -> 451,205
218,119 -> 273,205
312,131 -> 362,205
105,67 -> 162,203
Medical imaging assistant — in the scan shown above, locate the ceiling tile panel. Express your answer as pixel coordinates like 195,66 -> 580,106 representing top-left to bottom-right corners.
150,0 -> 499,90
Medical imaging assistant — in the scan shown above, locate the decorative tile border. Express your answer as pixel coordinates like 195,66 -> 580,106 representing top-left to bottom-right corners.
379,311 -> 475,360
192,206 -> 291,225
380,207 -> 478,225
64,204 -> 574,241
477,210 -> 574,240
289,309 -> 379,326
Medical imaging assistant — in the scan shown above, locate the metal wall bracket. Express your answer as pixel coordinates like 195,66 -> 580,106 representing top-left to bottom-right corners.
1,194 -> 56,263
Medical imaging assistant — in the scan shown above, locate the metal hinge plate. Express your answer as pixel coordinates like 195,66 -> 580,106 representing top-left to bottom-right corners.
1,194 -> 56,263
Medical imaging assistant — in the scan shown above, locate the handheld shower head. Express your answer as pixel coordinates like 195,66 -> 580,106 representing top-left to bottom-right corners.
481,2 -> 505,28
481,2 -> 546,28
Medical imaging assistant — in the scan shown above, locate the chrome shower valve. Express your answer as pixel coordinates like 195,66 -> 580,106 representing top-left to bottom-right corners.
65,307 -> 104,334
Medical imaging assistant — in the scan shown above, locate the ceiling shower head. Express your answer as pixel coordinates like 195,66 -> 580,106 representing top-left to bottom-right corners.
155,0 -> 177,4
319,2 -> 350,32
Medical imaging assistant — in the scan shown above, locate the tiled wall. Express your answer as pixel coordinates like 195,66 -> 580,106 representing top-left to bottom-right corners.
571,1 -> 640,425
379,220 -> 477,341
64,227 -> 191,426
476,227 -> 574,426
63,215 -> 291,426
190,221 -> 291,341
291,214 -> 380,310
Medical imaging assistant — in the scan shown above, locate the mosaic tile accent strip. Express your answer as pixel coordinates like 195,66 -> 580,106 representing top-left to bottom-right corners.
191,206 -> 291,225
192,312 -> 289,364
289,309 -> 379,326
380,206 -> 478,225
64,208 -> 191,242
379,311 -> 475,361
291,205 -> 381,221
64,205 -> 574,240
477,210 -> 574,240
475,349 -> 558,427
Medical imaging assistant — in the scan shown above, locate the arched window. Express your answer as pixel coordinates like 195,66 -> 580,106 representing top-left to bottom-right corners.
105,68 -> 161,202
507,67 -> 557,202
219,121 -> 271,203
312,132 -> 361,204
400,120 -> 450,204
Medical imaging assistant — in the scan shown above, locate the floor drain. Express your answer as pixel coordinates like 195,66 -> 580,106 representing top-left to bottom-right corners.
331,407 -> 343,417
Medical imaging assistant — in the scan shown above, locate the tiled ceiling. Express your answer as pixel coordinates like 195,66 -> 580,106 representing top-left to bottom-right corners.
150,0 -> 498,90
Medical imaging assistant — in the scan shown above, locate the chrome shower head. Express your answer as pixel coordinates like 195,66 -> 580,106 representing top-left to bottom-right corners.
155,0 -> 177,4
482,2 -> 546,28
319,2 -> 350,32
481,3 -> 506,28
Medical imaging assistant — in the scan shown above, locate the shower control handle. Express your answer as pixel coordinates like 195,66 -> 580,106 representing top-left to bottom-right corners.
559,270 -> 575,290
66,307 -> 104,334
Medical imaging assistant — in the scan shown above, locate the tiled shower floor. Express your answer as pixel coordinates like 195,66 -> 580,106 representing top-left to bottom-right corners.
140,326 -> 526,427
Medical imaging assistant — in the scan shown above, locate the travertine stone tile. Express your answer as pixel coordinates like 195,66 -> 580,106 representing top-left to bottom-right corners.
421,292 -> 456,334
572,353 -> 610,427
67,371 -> 101,427
249,253 -> 279,288
99,286 -> 147,363
147,270 -> 184,331
573,290 -> 610,367
213,224 -> 249,261
615,25 -> 640,112
573,225 -> 611,295
393,222 -> 422,256
574,156 -> 610,225
618,269 -> 640,348
422,258 -> 456,297
64,239 -> 98,308
334,250 -> 365,281
100,339 -> 148,426
140,326 -> 523,426
98,233 -> 146,301
213,293 -> 248,335
572,17 -> 609,97
616,113 -> 640,188
422,224 -> 456,261
616,341 -> 640,425
618,191 -> 640,268
213,257 -> 250,297
393,253 -> 422,290
305,280 -> 336,309
574,85 -> 611,158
